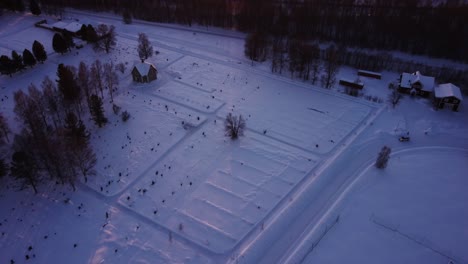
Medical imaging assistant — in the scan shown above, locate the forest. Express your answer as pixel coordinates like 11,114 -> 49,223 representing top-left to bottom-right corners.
19,0 -> 468,63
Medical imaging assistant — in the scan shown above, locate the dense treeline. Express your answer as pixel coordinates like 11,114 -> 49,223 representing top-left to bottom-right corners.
36,0 -> 468,62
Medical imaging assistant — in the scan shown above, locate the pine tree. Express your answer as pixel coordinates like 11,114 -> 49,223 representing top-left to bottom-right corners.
29,0 -> 41,15
62,31 -> 74,49
32,40 -> 47,63
89,94 -> 107,127
11,50 -> 24,72
22,49 -> 36,68
137,33 -> 153,62
52,33 -> 67,54
0,55 -> 15,76
10,151 -> 40,194
56,64 -> 81,117
85,24 -> 98,43
122,10 -> 132,24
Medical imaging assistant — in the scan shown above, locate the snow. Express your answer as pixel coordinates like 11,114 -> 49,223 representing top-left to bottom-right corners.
1,10 -> 468,264
435,83 -> 463,100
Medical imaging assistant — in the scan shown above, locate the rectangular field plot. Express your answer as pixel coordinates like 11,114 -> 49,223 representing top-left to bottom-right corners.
169,56 -> 375,154
85,91 -> 206,196
118,120 -> 318,253
154,81 -> 224,113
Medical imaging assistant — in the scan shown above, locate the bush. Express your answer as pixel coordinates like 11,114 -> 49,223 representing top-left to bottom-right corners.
112,104 -> 121,115
375,146 -> 391,169
115,62 -> 126,74
224,113 -> 245,140
121,110 -> 130,122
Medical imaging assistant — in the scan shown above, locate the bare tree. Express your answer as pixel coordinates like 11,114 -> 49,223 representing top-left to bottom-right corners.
103,61 -> 119,102
137,33 -> 153,62
321,45 -> 340,89
78,61 -> 91,106
90,60 -> 104,99
224,113 -> 246,140
0,112 -> 11,143
42,76 -> 63,130
388,82 -> 401,108
94,24 -> 116,53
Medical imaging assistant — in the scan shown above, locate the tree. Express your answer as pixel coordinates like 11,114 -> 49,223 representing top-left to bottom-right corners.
85,24 -> 98,43
0,112 -> 11,143
90,60 -> 104,98
244,32 -> 268,64
321,45 -> 340,89
375,146 -> 392,169
10,151 -> 40,194
41,76 -> 62,130
62,31 -> 74,50
32,40 -> 47,63
77,61 -> 91,106
0,55 -> 15,76
29,0 -> 41,15
137,33 -> 153,62
52,33 -> 67,54
122,10 -> 132,24
57,64 -> 82,117
11,50 -> 24,72
95,24 -> 116,53
22,49 -> 36,68
103,61 -> 118,102
89,94 -> 107,127
224,113 -> 245,140
0,159 -> 7,178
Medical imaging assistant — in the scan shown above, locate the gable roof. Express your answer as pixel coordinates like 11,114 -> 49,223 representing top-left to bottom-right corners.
64,22 -> 83,33
400,71 -> 435,92
435,83 -> 463,101
133,62 -> 156,76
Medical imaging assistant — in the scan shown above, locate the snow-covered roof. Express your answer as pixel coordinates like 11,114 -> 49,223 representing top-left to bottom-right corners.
400,71 -> 435,92
51,21 -> 69,29
434,83 -> 463,101
134,62 -> 155,76
64,22 -> 83,33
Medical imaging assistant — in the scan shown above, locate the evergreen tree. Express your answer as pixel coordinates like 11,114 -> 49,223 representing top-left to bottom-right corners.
122,10 -> 132,24
85,24 -> 98,43
22,49 -> 36,68
56,64 -> 81,116
10,151 -> 39,194
52,33 -> 67,54
244,32 -> 268,64
32,40 -> 47,63
89,94 -> 107,127
62,31 -> 74,49
29,0 -> 41,15
137,33 -> 153,62
0,55 -> 15,76
11,50 -> 24,72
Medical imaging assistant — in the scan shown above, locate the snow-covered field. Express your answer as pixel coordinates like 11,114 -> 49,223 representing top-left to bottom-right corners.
1,10 -> 467,264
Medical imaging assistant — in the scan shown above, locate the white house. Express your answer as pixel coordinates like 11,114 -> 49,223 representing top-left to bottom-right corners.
434,83 -> 463,111
399,71 -> 435,97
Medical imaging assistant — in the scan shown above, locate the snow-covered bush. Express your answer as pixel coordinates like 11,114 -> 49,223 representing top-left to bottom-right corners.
375,146 -> 391,169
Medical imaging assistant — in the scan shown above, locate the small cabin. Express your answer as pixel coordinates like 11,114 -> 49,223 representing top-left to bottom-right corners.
434,83 -> 463,111
132,62 -> 158,83
399,71 -> 434,97
358,70 -> 381,79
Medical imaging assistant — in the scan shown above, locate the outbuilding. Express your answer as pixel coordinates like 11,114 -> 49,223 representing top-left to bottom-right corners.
434,83 -> 463,111
399,71 -> 434,97
132,62 -> 158,83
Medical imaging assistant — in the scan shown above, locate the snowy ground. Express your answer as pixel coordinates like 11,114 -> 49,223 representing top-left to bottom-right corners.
1,10 -> 468,264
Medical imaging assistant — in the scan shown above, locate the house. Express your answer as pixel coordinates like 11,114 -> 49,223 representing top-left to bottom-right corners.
51,21 -> 83,36
434,83 -> 463,111
132,62 -> 158,83
399,71 -> 435,97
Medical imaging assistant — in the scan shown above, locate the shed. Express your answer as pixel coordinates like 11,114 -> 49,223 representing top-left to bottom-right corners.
339,79 -> 364,89
399,71 -> 434,97
132,62 -> 158,83
434,83 -> 463,111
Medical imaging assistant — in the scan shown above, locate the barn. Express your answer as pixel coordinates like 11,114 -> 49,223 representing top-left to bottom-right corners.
132,62 -> 158,83
399,71 -> 434,97
434,83 -> 463,111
